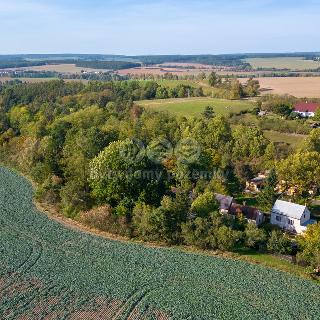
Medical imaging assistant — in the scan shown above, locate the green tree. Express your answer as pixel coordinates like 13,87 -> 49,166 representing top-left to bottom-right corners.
267,230 -> 292,254
244,78 -> 260,97
257,169 -> 278,212
89,139 -> 148,206
313,108 -> 320,120
182,214 -> 242,251
157,191 -> 191,244
202,106 -> 215,119
214,225 -> 242,251
278,151 -> 320,197
191,191 -> 219,218
297,222 -> 320,268
155,86 -> 169,99
208,72 -> 221,87
301,129 -> 320,153
182,217 -> 212,249
60,127 -> 109,213
232,125 -> 268,161
229,79 -> 243,100
133,202 -> 162,240
245,223 -> 267,249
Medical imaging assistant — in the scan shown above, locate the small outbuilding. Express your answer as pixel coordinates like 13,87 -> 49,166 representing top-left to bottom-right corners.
229,203 -> 264,226
215,194 -> 234,214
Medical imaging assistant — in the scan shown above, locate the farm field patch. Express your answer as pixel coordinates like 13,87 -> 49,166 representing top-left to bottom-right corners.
1,167 -> 320,319
240,77 -> 320,98
245,57 -> 320,71
9,64 -> 107,74
117,66 -> 213,76
138,97 -> 255,116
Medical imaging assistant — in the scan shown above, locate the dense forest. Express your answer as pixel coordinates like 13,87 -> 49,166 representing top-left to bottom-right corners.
0,59 -> 141,70
0,79 -> 319,271
75,61 -> 141,70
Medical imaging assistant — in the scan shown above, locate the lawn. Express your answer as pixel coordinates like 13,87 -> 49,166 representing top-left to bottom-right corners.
245,57 -> 320,71
235,248 -> 309,280
1,166 -> 320,319
263,130 -> 306,148
138,97 -> 255,117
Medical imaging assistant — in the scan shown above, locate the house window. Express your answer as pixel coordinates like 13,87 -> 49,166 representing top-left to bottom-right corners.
276,215 -> 281,222
288,219 -> 294,225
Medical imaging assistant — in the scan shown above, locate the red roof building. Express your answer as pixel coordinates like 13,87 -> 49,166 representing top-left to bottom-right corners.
294,102 -> 320,113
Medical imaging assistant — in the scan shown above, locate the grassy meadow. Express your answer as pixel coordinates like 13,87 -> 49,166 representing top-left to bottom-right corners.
263,130 -> 306,148
138,97 -> 255,117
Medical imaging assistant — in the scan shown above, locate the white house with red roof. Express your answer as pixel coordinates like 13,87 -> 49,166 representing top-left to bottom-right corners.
294,101 -> 320,118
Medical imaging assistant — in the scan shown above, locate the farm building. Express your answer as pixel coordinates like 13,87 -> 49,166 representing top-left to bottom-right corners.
294,101 -> 320,117
270,200 -> 316,234
245,172 -> 269,193
215,194 -> 234,214
229,203 -> 264,226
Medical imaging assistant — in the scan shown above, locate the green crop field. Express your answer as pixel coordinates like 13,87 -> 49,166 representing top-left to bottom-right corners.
245,57 -> 320,71
1,166 -> 320,319
138,97 -> 255,117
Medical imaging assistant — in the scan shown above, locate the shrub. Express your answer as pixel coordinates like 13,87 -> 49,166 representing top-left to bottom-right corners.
79,205 -> 129,236
267,230 -> 292,255
245,223 -> 267,249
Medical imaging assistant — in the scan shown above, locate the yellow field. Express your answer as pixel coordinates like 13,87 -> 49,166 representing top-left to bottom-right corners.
245,57 -> 320,71
240,77 -> 320,98
12,64 -> 106,74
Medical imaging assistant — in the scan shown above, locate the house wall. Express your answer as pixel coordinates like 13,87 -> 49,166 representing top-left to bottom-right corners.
247,212 -> 264,226
295,111 -> 315,118
300,208 -> 311,224
256,212 -> 264,226
271,213 -> 299,233
270,210 -> 311,234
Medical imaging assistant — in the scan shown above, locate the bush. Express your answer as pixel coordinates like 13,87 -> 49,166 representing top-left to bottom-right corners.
245,223 -> 267,249
79,205 -> 129,236
132,202 -> 163,241
191,192 -> 219,218
267,230 -> 292,255
182,214 -> 242,251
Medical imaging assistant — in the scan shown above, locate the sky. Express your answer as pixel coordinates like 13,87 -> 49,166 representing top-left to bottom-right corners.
1,0 -> 320,55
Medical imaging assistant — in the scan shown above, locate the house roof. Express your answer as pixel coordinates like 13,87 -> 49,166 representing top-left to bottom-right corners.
272,200 -> 307,219
294,102 -> 320,113
229,203 -> 261,221
215,194 -> 233,211
251,177 -> 265,184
